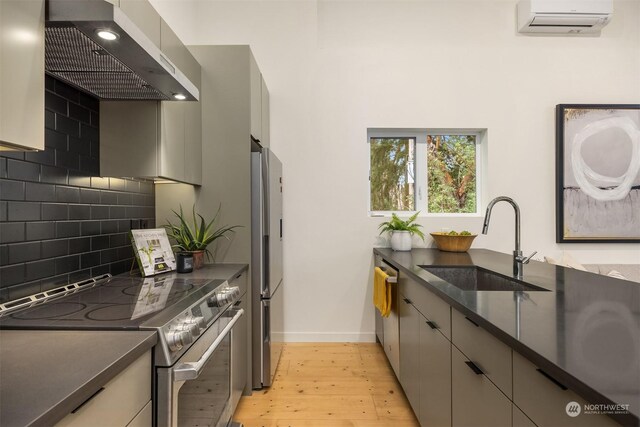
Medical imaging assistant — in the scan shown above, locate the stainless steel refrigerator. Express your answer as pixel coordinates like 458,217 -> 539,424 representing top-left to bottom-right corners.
251,147 -> 284,389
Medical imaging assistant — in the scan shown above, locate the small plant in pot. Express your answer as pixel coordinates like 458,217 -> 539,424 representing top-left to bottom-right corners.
165,205 -> 241,269
378,212 -> 425,251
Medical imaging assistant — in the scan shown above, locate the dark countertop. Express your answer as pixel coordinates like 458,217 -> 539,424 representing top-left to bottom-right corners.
0,330 -> 156,427
166,263 -> 249,282
374,248 -> 640,426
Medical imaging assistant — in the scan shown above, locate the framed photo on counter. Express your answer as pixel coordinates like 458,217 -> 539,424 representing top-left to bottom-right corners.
130,228 -> 177,276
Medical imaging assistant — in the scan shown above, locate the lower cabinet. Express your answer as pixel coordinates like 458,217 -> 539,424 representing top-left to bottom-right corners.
451,345 -> 512,427
55,351 -> 151,427
513,404 -> 537,427
419,317 -> 451,427
232,292 -> 248,408
399,293 -> 422,416
512,351 -> 619,427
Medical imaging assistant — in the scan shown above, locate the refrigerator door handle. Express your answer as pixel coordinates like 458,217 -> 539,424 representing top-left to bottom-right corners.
263,300 -> 271,344
262,235 -> 270,298
261,151 -> 270,231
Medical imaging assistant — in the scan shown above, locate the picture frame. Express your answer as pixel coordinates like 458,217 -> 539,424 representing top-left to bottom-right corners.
130,228 -> 177,276
556,104 -> 640,243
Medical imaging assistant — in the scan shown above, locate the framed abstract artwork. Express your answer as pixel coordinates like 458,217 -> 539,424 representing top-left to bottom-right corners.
556,104 -> 640,243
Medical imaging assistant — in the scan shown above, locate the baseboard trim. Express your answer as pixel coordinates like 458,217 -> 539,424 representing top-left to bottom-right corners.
274,332 -> 377,343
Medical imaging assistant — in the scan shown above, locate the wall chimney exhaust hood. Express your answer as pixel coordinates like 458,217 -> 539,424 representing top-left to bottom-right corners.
45,0 -> 199,101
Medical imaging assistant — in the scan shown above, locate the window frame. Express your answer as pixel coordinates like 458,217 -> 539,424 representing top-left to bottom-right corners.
368,128 -> 485,217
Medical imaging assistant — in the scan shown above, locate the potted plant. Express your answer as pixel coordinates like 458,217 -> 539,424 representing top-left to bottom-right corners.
378,212 -> 425,251
165,205 -> 241,269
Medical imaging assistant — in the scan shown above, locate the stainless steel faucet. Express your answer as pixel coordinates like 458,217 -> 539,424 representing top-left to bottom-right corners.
482,196 -> 537,279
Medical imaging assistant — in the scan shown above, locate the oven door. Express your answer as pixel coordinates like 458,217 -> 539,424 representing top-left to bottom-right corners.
156,308 -> 244,427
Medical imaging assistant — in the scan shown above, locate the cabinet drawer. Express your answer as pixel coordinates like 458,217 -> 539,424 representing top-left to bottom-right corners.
513,351 -> 619,427
401,277 -> 451,339
126,401 -> 152,427
451,308 -> 512,397
513,404 -> 537,427
452,345 -> 511,427
56,352 -> 151,427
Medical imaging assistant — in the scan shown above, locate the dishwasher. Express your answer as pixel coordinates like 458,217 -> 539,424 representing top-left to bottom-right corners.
374,255 -> 400,377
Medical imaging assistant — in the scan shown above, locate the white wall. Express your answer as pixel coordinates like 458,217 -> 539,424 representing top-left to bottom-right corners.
151,0 -> 640,341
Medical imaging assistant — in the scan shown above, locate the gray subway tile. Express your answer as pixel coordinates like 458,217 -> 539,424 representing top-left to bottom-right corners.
80,188 -> 100,204
8,280 -> 41,300
8,201 -> 41,221
68,103 -> 90,124
0,201 -> 6,221
8,242 -> 41,264
26,222 -> 55,241
55,255 -> 80,275
91,177 -> 110,190
91,235 -> 109,251
101,220 -> 118,234
7,159 -> 39,182
45,128 -> 68,151
56,186 -> 80,203
69,237 -> 90,254
0,158 -> 6,178
68,171 -> 91,188
78,92 -> 99,111
0,264 -> 25,287
0,245 -> 7,265
68,136 -> 90,156
109,178 -> 125,191
68,204 -> 90,220
55,149 -> 80,170
41,203 -> 68,220
41,240 -> 68,258
69,269 -> 91,283
110,206 -> 126,219
55,81 -> 79,103
25,259 -> 55,282
100,191 -> 118,204
81,252 -> 101,269
90,205 -> 109,219
1,223 -> 25,244
56,115 -> 80,138
41,165 -> 67,185
55,222 -> 80,238
0,179 -> 25,201
25,149 -> 56,166
45,91 -> 67,115
45,110 -> 56,130
80,221 -> 101,236
25,182 -> 56,202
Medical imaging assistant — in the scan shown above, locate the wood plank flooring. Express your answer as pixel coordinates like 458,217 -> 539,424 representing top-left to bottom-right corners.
233,343 -> 420,427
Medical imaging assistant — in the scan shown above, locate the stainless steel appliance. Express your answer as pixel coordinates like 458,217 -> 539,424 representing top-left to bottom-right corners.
46,0 -> 199,100
251,146 -> 284,389
0,271 -> 247,427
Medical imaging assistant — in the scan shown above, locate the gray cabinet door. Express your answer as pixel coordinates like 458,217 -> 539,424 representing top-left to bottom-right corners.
159,101 -> 186,182
249,54 -> 262,142
452,345 -> 511,427
160,19 -> 201,90
0,0 -> 44,150
419,319 -> 452,427
184,99 -> 202,185
399,294 -> 421,418
260,77 -> 270,148
231,292 -> 248,409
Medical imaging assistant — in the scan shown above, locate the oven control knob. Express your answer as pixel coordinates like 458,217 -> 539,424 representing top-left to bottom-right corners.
184,315 -> 207,331
166,329 -> 194,352
207,294 -> 222,307
177,321 -> 200,337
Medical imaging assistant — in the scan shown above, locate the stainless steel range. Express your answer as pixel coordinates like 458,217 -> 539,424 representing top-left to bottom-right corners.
0,272 -> 247,427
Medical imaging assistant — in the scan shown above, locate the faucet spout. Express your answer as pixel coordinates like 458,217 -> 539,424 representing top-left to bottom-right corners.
483,196 -> 532,279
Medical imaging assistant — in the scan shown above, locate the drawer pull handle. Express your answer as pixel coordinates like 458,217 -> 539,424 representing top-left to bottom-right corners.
235,273 -> 242,279
426,320 -> 439,330
465,361 -> 484,375
536,368 -> 568,390
71,387 -> 105,414
402,298 -> 412,304
465,316 -> 480,327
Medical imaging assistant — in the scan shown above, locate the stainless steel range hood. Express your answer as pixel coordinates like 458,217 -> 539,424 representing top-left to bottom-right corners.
45,0 -> 199,101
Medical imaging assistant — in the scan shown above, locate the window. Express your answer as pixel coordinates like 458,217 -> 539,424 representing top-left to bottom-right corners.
368,129 -> 483,215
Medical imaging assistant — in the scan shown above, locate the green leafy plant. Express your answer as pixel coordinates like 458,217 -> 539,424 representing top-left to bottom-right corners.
378,212 -> 425,240
165,204 -> 241,260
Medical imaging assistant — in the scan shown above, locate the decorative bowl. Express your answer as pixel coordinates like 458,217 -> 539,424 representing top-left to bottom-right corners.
430,232 -> 477,252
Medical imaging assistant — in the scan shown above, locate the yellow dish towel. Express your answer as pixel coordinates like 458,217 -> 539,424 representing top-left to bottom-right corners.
374,267 -> 392,318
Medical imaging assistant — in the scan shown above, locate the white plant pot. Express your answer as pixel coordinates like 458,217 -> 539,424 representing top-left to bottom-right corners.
390,231 -> 412,251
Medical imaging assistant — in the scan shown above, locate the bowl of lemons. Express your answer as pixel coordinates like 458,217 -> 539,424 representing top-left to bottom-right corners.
430,230 -> 477,252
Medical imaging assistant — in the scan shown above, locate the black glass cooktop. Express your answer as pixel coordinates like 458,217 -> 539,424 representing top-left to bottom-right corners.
0,275 -> 222,330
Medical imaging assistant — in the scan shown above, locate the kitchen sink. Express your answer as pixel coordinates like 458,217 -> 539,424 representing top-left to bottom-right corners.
419,266 -> 550,292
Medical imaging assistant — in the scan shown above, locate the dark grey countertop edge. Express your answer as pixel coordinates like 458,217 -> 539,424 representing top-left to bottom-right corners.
28,332 -> 157,427
373,248 -> 639,427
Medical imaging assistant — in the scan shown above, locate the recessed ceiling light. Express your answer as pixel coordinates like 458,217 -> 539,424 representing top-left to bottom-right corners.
173,93 -> 187,100
96,30 -> 119,41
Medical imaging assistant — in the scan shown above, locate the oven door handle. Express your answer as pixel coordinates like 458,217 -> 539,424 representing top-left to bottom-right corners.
173,308 -> 244,382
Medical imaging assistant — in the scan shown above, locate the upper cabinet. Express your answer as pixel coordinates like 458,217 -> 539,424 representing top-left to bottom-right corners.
250,53 -> 270,147
160,19 -> 201,91
100,99 -> 202,185
0,0 -> 45,151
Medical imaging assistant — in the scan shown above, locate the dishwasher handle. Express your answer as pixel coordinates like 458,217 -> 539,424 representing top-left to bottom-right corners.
173,308 -> 244,381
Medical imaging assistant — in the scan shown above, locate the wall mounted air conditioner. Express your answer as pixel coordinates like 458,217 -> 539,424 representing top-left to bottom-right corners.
517,0 -> 613,35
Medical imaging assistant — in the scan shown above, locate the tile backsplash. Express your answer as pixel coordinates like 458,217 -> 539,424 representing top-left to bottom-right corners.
0,76 -> 155,303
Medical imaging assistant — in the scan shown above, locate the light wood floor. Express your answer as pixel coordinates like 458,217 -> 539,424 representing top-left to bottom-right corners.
233,343 -> 420,427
